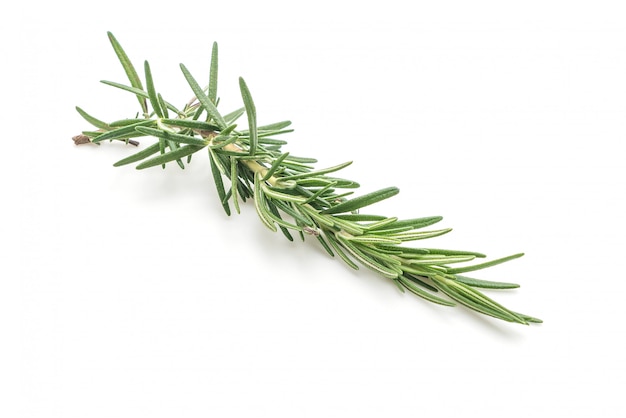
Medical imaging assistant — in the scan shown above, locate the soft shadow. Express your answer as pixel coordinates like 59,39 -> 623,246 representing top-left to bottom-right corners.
458,305 -> 543,339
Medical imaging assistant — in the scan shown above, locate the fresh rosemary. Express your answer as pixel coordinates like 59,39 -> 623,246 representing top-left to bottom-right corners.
74,32 -> 541,325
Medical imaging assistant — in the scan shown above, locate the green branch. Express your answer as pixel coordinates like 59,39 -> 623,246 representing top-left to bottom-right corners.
74,32 -> 541,325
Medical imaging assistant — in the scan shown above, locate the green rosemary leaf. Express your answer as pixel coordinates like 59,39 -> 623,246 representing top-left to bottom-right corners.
158,137 -> 166,169
209,42 -> 218,105
515,313 -> 543,324
238,77 -> 258,156
357,245 -> 402,266
361,217 -> 398,230
334,214 -> 387,222
274,178 -> 298,190
230,158 -> 240,214
401,264 -> 436,277
266,200 -> 296,241
100,81 -> 183,116
208,135 -> 240,150
223,107 -> 245,124
294,191 -> 330,209
434,280 -> 509,320
75,107 -> 110,130
209,151 -> 231,215
374,216 -> 444,232
280,161 -> 353,181
341,234 -> 403,245
402,273 -> 439,292
191,104 -> 204,121
269,201 -> 313,227
278,220 -> 296,242
215,125 -> 239,140
107,31 -> 147,115
398,276 -> 455,307
446,277 -> 525,317
254,174 -> 277,232
222,187 -> 232,204
240,129 -> 293,139
209,136 -> 239,150
285,155 -> 318,164
262,188 -> 308,204
301,181 -> 337,205
136,145 -> 203,169
445,253 -> 524,275
261,152 -> 290,181
81,131 -> 105,138
254,129 -> 295,138
322,187 -> 399,214
330,191 -> 356,201
144,61 -> 164,118
317,234 -> 335,257
323,177 -> 360,189
278,165 -> 308,177
85,130 -> 144,142
161,118 -> 221,132
100,79 -> 148,97
165,140 -> 185,170
454,275 -> 520,289
435,278 -> 527,324
423,264 -> 449,273
113,142 -> 162,167
362,224 -> 408,234
337,237 -> 399,279
374,246 -> 403,255
327,217 -> 365,236
109,118 -> 145,127
280,159 -> 314,170
224,153 -> 272,161
257,138 -> 288,146
404,255 -> 476,265
91,120 -> 155,143
234,181 -> 249,202
422,248 -> 487,258
217,149 -> 263,158
300,205 -> 336,229
180,64 -> 227,129
157,93 -> 169,119
389,228 -> 452,242
135,126 -> 208,147
257,121 -> 292,131
388,247 -> 432,256
325,232 -> 359,270
392,278 -> 406,293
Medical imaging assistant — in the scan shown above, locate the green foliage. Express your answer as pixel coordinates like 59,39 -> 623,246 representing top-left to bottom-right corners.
74,33 -> 541,325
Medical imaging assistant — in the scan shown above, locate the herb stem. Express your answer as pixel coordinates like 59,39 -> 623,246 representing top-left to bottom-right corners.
74,32 -> 541,325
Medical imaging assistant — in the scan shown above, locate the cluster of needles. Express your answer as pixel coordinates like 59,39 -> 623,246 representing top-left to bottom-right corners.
74,32 -> 541,325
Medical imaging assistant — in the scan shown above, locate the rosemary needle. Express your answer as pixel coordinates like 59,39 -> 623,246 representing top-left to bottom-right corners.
74,32 -> 541,325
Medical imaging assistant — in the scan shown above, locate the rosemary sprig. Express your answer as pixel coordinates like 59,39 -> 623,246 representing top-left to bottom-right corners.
74,32 -> 541,325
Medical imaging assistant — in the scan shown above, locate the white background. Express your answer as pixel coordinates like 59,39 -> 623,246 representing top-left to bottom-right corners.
10,1 -> 626,417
